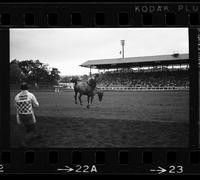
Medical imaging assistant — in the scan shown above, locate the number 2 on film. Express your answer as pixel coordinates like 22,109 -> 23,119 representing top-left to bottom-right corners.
0,164 -> 4,173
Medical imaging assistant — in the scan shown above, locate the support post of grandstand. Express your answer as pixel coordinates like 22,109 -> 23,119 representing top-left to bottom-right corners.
54,85 -> 60,93
121,40 -> 125,58
90,66 -> 92,76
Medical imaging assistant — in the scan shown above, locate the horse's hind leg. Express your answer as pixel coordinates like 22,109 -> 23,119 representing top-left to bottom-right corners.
78,94 -> 83,106
87,96 -> 90,109
74,92 -> 78,104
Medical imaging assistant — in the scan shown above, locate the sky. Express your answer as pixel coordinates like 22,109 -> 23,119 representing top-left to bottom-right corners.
10,28 -> 189,76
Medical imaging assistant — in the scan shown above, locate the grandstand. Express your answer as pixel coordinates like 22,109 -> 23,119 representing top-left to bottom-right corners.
80,53 -> 189,91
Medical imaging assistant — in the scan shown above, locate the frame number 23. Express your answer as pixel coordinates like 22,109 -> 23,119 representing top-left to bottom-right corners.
169,165 -> 183,174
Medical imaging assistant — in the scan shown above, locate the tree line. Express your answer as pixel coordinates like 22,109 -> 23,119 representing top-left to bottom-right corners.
59,74 -> 89,83
10,59 -> 60,87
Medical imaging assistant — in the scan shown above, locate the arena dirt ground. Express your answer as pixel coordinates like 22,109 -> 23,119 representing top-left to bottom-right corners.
10,90 -> 189,148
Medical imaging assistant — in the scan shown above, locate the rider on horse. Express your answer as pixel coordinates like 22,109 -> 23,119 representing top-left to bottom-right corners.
87,75 -> 96,89
71,75 -> 103,109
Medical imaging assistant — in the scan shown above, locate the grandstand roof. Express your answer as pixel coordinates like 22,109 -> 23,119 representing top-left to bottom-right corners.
80,53 -> 189,69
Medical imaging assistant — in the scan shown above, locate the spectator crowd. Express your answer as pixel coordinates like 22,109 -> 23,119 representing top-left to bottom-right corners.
96,69 -> 189,88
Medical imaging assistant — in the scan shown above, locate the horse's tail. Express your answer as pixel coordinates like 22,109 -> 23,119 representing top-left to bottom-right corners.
96,88 -> 103,102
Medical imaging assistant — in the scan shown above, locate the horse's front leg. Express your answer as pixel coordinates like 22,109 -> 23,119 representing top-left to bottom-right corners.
87,96 -> 90,109
90,95 -> 94,104
74,91 -> 78,104
78,94 -> 83,106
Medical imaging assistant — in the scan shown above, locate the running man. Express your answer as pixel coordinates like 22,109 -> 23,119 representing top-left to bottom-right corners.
14,82 -> 40,146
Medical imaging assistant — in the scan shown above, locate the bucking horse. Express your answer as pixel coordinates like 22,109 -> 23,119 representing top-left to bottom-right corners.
70,78 -> 104,109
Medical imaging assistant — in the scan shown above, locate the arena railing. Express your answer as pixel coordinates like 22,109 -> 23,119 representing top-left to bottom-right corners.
98,86 -> 189,91
10,85 -> 189,92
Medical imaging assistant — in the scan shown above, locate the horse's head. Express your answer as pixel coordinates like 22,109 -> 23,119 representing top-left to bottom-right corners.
97,90 -> 103,102
70,77 -> 77,84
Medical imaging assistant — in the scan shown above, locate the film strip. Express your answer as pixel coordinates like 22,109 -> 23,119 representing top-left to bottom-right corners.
0,2 -> 200,175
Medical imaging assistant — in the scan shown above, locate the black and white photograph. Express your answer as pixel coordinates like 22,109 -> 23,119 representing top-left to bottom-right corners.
9,28 -> 189,148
